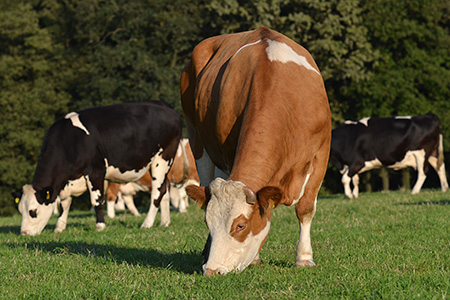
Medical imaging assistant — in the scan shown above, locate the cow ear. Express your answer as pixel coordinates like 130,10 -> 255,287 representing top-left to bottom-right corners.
256,186 -> 283,215
186,185 -> 211,209
39,187 -> 54,205
11,191 -> 22,204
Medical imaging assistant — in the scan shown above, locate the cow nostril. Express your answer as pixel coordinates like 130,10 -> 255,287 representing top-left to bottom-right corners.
216,270 -> 224,275
204,269 -> 214,277
21,231 -> 27,235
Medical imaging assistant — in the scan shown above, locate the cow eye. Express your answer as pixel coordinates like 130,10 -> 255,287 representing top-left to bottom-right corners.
236,224 -> 246,232
29,209 -> 37,218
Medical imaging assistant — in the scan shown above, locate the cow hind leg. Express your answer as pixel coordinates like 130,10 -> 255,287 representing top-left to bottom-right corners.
159,191 -> 171,227
123,194 -> 141,216
428,156 -> 449,192
141,156 -> 172,228
85,174 -> 106,231
411,152 -> 426,194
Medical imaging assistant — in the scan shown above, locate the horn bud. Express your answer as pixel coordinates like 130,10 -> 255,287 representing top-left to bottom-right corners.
243,187 -> 256,205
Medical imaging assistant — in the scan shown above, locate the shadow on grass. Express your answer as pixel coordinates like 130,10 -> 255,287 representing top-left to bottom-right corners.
6,239 -> 204,275
0,225 -> 21,234
398,199 -> 450,206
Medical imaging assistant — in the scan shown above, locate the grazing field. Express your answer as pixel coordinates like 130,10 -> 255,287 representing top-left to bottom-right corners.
1,190 -> 449,299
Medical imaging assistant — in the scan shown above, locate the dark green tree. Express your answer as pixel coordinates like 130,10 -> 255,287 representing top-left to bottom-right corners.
205,0 -> 378,124
0,1 -> 70,215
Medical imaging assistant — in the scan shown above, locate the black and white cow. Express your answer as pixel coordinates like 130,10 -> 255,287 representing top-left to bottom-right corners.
17,101 -> 181,235
330,113 -> 449,198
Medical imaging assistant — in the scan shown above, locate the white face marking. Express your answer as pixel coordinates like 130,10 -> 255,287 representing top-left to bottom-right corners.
265,39 -> 320,75
65,112 -> 90,135
233,39 -> 262,57
203,179 -> 270,274
291,173 -> 311,206
18,185 -> 54,236
359,117 -> 370,126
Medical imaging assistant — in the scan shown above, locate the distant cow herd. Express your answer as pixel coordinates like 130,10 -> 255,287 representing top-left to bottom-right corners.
12,27 -> 449,276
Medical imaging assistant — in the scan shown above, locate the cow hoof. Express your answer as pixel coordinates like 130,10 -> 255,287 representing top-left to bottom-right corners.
96,223 -> 106,231
249,257 -> 262,266
160,222 -> 171,227
294,260 -> 315,267
140,223 -> 153,229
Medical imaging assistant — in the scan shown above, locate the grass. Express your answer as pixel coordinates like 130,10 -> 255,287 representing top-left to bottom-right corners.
1,190 -> 449,299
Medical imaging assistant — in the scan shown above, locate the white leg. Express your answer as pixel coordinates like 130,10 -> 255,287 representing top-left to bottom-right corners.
52,197 -> 60,215
352,174 -> 360,198
159,192 -> 171,227
295,198 -> 316,266
141,155 -> 171,228
177,186 -> 188,213
123,194 -> 140,216
115,193 -> 126,210
412,152 -> 426,194
55,197 -> 72,233
428,156 -> 449,192
342,170 -> 353,199
106,199 -> 115,218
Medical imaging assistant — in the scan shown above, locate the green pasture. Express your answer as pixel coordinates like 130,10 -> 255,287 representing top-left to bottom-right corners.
1,190 -> 449,299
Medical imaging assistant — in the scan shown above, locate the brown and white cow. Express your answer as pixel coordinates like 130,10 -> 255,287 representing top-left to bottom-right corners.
181,27 -> 331,276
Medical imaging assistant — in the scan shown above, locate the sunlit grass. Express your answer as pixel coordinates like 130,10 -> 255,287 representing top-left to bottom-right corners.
1,190 -> 449,299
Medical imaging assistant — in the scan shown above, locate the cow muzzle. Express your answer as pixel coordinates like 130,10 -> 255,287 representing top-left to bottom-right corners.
203,267 -> 227,277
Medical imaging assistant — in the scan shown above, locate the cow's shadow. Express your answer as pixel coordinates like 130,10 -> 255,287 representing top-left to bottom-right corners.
397,199 -> 450,206
6,239 -> 204,274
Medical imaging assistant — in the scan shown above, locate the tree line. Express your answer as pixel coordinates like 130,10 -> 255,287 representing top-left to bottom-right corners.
1,0 -> 449,215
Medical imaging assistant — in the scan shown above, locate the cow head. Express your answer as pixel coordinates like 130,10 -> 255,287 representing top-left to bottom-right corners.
17,185 -> 55,235
186,178 -> 282,276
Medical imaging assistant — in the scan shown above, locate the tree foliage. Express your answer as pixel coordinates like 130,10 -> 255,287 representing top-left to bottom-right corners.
1,0 -> 449,215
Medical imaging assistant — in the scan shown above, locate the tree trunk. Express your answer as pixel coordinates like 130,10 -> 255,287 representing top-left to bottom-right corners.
379,167 -> 389,191
401,168 -> 411,191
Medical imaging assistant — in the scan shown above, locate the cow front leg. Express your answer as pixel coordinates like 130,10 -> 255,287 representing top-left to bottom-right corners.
294,197 -> 317,267
352,174 -> 360,198
85,175 -> 106,231
55,196 -> 72,233
341,170 -> 353,199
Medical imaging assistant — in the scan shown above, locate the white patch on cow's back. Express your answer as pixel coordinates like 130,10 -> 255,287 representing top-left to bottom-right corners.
395,116 -> 412,120
265,39 -> 320,75
65,112 -> 90,135
233,39 -> 262,57
359,117 -> 370,126
344,120 -> 358,125
291,173 -> 311,206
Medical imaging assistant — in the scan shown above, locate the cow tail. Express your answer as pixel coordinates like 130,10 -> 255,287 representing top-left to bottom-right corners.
438,133 -> 445,170
172,140 -> 191,187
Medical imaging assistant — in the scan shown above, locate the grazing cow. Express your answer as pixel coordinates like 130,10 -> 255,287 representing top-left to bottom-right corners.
17,101 -> 181,235
330,113 -> 449,199
181,27 -> 331,276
